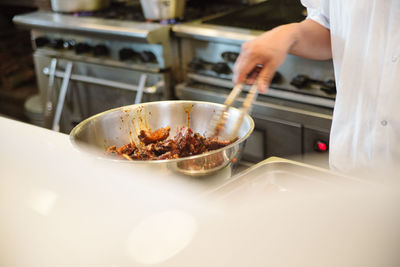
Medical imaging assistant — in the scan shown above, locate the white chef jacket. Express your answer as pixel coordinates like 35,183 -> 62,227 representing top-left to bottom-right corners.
300,0 -> 400,174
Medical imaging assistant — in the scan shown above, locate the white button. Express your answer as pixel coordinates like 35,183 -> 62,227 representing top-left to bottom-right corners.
392,55 -> 399,63
381,120 -> 388,126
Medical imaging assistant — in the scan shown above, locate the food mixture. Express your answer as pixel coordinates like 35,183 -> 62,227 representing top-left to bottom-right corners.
107,126 -> 236,160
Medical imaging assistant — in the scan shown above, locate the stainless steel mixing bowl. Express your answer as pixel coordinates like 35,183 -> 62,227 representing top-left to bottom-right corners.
69,101 -> 254,176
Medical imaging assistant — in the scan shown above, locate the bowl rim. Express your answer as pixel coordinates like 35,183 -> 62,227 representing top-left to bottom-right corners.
69,100 -> 255,164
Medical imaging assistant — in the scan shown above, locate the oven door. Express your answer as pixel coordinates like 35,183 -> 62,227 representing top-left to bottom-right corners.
34,52 -> 170,133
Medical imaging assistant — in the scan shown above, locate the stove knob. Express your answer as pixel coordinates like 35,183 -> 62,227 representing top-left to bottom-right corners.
320,79 -> 337,94
271,71 -> 283,84
323,79 -> 336,89
320,86 -> 337,95
75,43 -> 92,54
188,58 -> 206,71
139,51 -> 157,63
63,40 -> 76,49
212,62 -> 232,75
221,52 -> 239,63
49,39 -> 65,49
290,74 -> 309,88
119,48 -> 137,61
35,37 -> 50,48
93,44 -> 109,56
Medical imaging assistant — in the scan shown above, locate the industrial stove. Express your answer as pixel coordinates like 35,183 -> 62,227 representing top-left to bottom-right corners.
173,0 -> 335,166
13,0 -> 244,133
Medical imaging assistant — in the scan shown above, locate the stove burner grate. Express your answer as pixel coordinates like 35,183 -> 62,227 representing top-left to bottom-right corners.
202,0 -> 306,31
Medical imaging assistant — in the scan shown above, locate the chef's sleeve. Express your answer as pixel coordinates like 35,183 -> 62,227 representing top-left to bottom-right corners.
300,0 -> 330,29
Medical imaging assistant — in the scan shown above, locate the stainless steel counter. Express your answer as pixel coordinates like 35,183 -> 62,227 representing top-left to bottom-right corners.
13,11 -> 170,43
173,23 -> 261,45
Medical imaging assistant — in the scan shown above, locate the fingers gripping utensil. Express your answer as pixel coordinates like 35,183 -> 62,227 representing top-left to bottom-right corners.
209,82 -> 258,139
209,66 -> 261,139
231,83 -> 258,139
209,83 -> 244,137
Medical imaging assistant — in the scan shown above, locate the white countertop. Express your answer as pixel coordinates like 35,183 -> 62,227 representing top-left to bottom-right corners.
1,117 -> 400,267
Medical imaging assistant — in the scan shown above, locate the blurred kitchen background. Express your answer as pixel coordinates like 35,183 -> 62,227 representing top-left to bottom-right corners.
1,0 -> 334,167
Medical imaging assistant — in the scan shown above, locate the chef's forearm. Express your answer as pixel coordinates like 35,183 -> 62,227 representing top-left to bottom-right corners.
278,20 -> 332,60
233,19 -> 332,89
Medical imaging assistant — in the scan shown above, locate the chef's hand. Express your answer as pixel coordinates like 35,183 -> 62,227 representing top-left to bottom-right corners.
233,25 -> 296,93
233,20 -> 332,93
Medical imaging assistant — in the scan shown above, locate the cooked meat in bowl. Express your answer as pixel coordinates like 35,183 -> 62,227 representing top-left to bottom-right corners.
70,101 -> 254,176
107,126 -> 237,161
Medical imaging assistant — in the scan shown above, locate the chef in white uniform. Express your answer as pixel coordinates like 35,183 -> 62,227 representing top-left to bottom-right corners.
233,0 -> 400,173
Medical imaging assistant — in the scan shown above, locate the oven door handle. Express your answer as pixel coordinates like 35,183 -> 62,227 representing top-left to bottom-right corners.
52,62 -> 73,131
134,74 -> 147,104
42,67 -> 164,94
44,58 -> 58,129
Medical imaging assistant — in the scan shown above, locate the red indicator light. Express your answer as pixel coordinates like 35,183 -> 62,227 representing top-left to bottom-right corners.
314,140 -> 328,152
317,142 -> 327,151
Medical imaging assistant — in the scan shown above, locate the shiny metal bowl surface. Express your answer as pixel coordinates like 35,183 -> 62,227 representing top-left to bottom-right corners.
70,101 -> 254,176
